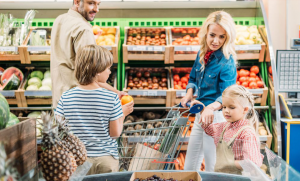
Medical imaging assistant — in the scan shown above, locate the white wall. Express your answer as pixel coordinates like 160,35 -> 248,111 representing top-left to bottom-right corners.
287,0 -> 300,49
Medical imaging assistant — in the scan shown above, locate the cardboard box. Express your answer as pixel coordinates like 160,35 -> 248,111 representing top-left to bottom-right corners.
130,171 -> 201,181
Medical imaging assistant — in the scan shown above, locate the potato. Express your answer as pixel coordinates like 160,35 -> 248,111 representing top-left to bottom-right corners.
125,115 -> 135,122
155,122 -> 163,128
135,124 -> 143,130
136,118 -> 144,122
126,127 -> 135,131
259,129 -> 268,135
259,122 -> 263,126
124,120 -> 132,124
146,112 -> 156,120
146,124 -> 154,129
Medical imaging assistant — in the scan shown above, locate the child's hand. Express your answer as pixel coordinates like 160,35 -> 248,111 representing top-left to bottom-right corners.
122,101 -> 134,116
199,106 -> 214,127
118,91 -> 128,99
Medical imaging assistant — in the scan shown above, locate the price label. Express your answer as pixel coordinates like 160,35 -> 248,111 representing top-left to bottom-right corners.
186,47 -> 191,51
133,46 -> 146,51
27,46 -> 51,51
148,91 -> 157,96
154,46 -> 163,51
0,46 -> 17,51
147,47 -> 154,51
181,92 -> 186,97
143,91 -> 148,96
235,45 -> 249,50
191,46 -> 200,51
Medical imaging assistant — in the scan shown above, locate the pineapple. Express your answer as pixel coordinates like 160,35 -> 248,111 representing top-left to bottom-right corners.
0,143 -> 19,181
40,112 -> 77,181
56,117 -> 87,166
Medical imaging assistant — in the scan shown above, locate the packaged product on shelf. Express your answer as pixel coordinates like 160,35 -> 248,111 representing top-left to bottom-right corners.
27,28 -> 51,55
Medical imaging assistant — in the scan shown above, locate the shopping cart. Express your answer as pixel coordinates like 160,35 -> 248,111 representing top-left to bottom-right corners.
118,102 -> 204,171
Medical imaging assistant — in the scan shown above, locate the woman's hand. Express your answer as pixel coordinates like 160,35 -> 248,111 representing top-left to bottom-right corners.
180,88 -> 194,108
122,101 -> 134,117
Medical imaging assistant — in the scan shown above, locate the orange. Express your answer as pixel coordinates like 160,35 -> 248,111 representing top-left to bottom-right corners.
121,95 -> 133,105
92,25 -> 101,35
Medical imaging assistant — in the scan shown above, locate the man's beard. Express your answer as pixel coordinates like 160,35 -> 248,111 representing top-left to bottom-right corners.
78,7 -> 95,21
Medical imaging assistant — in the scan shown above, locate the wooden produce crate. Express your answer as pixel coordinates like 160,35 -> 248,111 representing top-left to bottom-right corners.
123,67 -> 172,106
259,25 -> 270,62
168,27 -> 201,63
237,67 -> 268,106
259,114 -> 272,149
123,27 -> 170,64
0,27 -> 32,64
0,118 -> 37,177
269,75 -> 275,106
95,26 -> 120,64
236,43 -> 266,62
19,68 -> 52,107
0,68 -> 26,107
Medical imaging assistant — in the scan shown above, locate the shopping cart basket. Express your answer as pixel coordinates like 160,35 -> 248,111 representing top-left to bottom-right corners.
118,102 -> 204,171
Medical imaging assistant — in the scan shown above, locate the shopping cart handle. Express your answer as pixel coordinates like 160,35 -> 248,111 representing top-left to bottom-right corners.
179,101 -> 204,114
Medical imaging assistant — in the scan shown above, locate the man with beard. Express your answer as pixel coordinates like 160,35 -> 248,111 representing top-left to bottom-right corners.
51,0 -> 124,108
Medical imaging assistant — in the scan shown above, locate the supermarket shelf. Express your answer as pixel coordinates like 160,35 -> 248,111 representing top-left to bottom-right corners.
0,1 -> 257,10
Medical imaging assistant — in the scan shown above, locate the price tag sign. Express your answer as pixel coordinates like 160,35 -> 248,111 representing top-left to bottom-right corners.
147,47 -> 154,51
133,46 -> 146,51
0,46 -> 17,52
27,46 -> 51,51
192,46 -> 200,51
154,46 -> 163,51
148,91 -> 157,96
181,92 -> 186,97
186,47 -> 191,51
235,45 -> 249,50
143,91 -> 148,96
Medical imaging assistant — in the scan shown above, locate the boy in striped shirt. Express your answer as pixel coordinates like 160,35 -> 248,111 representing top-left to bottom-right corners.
55,45 -> 134,175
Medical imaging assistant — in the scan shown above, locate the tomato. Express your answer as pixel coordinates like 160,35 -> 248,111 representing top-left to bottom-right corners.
174,85 -> 182,89
181,77 -> 188,83
268,66 -> 272,74
242,81 -> 249,87
239,70 -> 248,77
256,81 -> 264,88
239,77 -> 247,83
255,76 -> 260,81
250,65 -> 259,74
174,81 -> 178,85
173,74 -> 180,81
182,83 -> 187,89
245,70 -> 250,76
249,77 -> 256,82
250,72 -> 256,77
177,81 -> 182,86
249,82 -> 257,89
185,74 -> 190,79
246,77 -> 250,82
153,144 -> 160,150
236,81 -> 241,85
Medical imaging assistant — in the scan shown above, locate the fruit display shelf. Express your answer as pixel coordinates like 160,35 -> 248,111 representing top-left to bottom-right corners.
94,26 -> 120,64
123,27 -> 171,64
167,25 -> 266,62
123,67 -> 173,106
168,27 -> 201,63
237,66 -> 268,106
0,28 -> 32,63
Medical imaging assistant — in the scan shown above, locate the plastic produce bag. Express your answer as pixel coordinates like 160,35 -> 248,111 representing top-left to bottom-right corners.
69,161 -> 93,181
265,147 -> 300,181
239,159 -> 271,181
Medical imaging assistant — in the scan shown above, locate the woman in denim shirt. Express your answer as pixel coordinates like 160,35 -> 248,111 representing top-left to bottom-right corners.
181,11 -> 237,172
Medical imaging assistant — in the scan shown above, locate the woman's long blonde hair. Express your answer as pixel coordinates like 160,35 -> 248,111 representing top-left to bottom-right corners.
199,11 -> 236,69
222,85 -> 259,135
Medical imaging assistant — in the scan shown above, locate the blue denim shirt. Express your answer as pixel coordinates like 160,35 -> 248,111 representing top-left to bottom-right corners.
186,49 -> 237,106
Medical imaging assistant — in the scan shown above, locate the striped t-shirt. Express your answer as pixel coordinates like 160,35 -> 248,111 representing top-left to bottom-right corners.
55,87 -> 123,159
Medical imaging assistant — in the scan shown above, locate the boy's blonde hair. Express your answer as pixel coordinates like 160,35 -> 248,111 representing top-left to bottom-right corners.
222,85 -> 259,134
75,45 -> 113,85
199,11 -> 236,70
